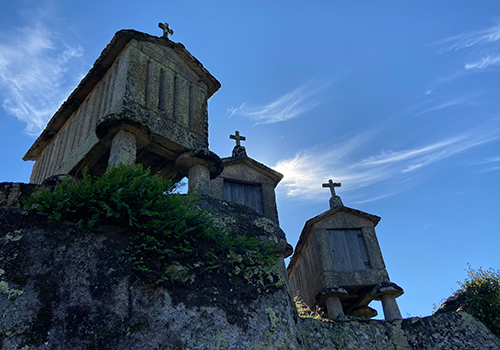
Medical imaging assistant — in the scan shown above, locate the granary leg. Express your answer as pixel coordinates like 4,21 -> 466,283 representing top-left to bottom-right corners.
325,296 -> 345,319
380,294 -> 402,321
315,285 -> 348,320
96,113 -> 152,170
371,282 -> 404,322
108,130 -> 137,167
187,163 -> 211,194
175,149 -> 223,195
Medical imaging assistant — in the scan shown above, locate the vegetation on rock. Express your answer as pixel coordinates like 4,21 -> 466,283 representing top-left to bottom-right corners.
439,264 -> 500,338
293,294 -> 325,320
459,265 -> 500,337
23,164 -> 283,291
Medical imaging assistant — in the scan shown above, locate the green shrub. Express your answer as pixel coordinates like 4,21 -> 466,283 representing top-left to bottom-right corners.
24,164 -> 282,290
455,264 -> 500,337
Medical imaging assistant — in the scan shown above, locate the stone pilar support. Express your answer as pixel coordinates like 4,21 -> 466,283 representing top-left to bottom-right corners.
96,113 -> 152,169
187,164 -> 211,194
108,130 -> 137,166
315,285 -> 349,320
371,282 -> 404,322
325,296 -> 345,319
176,149 -> 223,195
380,294 -> 402,321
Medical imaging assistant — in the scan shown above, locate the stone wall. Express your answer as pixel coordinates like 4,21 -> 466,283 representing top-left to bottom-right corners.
0,186 -> 498,349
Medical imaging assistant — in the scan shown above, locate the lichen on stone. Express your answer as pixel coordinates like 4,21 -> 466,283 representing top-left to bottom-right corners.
254,218 -> 275,233
0,280 -> 23,299
216,330 -> 228,350
4,231 -> 22,241
213,216 -> 237,227
266,308 -> 282,332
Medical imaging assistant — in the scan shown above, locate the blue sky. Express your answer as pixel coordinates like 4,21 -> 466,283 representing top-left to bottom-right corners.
1,1 -> 499,318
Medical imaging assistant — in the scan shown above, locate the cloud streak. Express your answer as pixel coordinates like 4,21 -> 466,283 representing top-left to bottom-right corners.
273,125 -> 500,202
227,81 -> 329,124
430,22 -> 500,73
430,23 -> 500,53
0,20 -> 84,136
408,91 -> 490,117
465,54 -> 500,70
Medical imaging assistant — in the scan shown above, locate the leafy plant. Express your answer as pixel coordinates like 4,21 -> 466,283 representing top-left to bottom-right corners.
293,293 -> 324,320
457,264 -> 500,337
24,164 -> 282,291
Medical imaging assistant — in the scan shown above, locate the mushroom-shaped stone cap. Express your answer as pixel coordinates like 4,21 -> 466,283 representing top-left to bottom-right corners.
96,113 -> 152,149
175,149 -> 224,180
349,305 -> 378,319
370,282 -> 404,300
315,285 -> 349,305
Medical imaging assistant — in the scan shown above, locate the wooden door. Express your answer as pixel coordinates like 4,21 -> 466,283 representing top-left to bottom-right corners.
327,229 -> 371,271
224,180 -> 264,214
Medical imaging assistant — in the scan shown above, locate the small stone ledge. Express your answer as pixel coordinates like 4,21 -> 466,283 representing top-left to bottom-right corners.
0,182 -> 50,209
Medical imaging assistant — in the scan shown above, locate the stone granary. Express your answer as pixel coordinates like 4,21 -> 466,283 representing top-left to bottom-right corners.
209,131 -> 283,224
287,180 -> 404,321
23,27 -> 222,185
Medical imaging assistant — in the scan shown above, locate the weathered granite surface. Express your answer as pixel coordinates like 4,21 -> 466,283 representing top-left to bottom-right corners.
0,187 -> 498,349
296,312 -> 500,349
0,183 -> 48,209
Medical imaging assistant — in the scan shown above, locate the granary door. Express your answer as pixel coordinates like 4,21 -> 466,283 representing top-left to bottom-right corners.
327,229 -> 371,271
223,180 -> 264,214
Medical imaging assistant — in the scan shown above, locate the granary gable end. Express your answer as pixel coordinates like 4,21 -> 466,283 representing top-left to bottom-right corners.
209,131 -> 283,225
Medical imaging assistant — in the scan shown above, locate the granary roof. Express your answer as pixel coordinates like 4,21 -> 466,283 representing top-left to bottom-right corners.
221,149 -> 284,187
287,205 -> 381,273
24,29 -> 221,161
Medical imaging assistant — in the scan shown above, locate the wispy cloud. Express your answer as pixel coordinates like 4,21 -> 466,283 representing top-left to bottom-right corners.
273,125 -> 500,202
469,155 -> 500,165
430,23 -> 500,53
0,18 -> 84,136
227,81 -> 330,124
465,54 -> 500,70
414,99 -> 464,116
468,155 -> 500,172
430,22 -> 500,73
408,91 -> 489,117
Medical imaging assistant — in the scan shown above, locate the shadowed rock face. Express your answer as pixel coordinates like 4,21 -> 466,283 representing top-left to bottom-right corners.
0,205 -> 298,350
0,190 -> 499,349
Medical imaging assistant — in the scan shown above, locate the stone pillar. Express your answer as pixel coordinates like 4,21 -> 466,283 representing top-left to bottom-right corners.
371,282 -> 404,322
380,294 -> 402,321
325,296 -> 344,319
187,163 -> 211,194
176,149 -> 223,195
315,285 -> 348,320
95,113 -> 152,170
108,130 -> 137,166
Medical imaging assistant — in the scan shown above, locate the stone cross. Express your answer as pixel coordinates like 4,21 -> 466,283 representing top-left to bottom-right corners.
322,179 -> 341,197
158,22 -> 174,38
230,131 -> 246,147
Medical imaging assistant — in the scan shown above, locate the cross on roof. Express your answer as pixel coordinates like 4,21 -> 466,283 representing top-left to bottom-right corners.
230,131 -> 246,146
158,22 -> 174,38
322,179 -> 341,196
